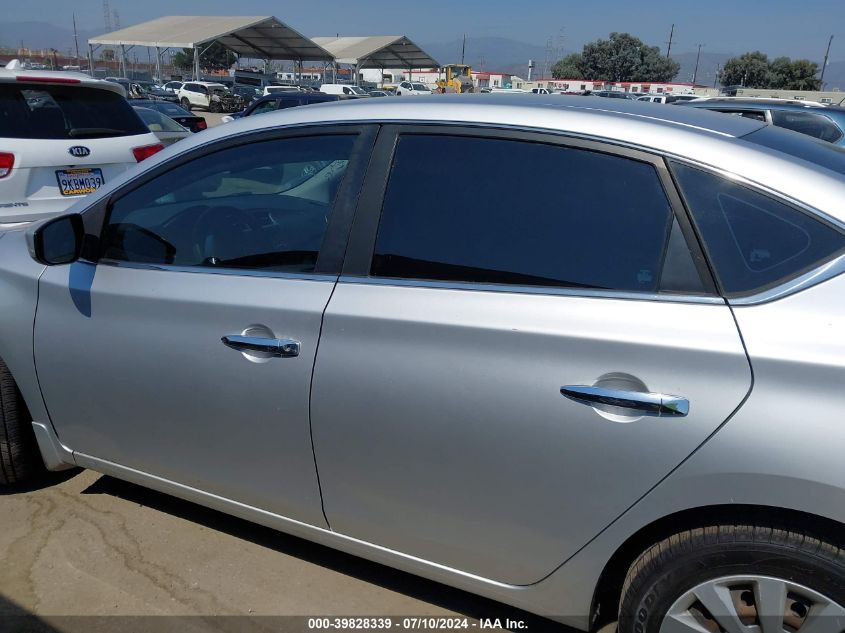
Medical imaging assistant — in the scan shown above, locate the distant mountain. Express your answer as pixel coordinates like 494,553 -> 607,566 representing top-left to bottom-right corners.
669,51 -> 731,87
420,37 -> 548,77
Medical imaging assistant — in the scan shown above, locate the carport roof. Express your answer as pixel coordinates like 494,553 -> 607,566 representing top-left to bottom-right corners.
89,16 -> 334,61
311,36 -> 439,68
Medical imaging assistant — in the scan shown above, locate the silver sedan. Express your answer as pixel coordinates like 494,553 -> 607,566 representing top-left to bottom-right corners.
2,95 -> 845,632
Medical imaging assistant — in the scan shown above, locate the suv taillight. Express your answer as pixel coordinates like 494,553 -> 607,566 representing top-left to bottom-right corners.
0,152 -> 14,178
196,120 -> 207,130
132,143 -> 165,162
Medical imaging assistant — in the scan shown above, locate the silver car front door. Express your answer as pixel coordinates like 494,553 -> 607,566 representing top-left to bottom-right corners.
310,128 -> 752,584
35,127 -> 373,526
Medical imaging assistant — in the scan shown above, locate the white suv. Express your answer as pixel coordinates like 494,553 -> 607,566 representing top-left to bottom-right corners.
396,81 -> 432,96
0,60 -> 163,225
177,81 -> 232,112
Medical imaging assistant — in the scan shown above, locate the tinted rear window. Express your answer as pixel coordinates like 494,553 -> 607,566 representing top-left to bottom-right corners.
0,83 -> 147,139
154,102 -> 192,117
771,110 -> 844,143
743,125 -> 845,177
372,135 -> 696,293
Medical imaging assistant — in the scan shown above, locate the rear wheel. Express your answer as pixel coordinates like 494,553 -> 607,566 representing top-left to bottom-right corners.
0,358 -> 43,485
619,524 -> 845,633
180,97 -> 192,111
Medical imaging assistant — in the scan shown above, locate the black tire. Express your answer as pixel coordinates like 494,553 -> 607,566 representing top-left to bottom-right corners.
180,97 -> 192,111
209,101 -> 221,113
619,524 -> 845,633
0,358 -> 43,485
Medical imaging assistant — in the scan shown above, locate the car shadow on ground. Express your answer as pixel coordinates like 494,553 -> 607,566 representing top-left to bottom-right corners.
0,467 -> 82,495
82,474 -> 575,632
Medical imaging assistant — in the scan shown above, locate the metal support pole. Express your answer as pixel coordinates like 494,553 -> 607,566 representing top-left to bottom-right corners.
155,46 -> 161,82
355,63 -> 360,86
820,35 -> 834,89
120,44 -> 126,78
88,43 -> 95,77
194,46 -> 200,81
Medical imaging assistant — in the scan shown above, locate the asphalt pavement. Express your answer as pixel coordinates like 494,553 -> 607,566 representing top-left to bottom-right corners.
0,468 -> 569,633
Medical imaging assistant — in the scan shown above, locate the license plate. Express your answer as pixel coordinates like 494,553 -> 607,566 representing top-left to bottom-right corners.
56,168 -> 105,196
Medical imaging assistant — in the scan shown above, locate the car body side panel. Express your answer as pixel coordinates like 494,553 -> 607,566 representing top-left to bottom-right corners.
521,272 -> 845,623
0,229 -> 50,425
310,282 -> 752,585
33,263 -> 332,525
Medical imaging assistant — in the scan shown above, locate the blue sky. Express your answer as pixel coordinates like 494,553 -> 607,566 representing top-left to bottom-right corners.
8,0 -> 844,61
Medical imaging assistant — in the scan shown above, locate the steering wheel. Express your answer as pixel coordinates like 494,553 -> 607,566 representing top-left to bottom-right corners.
188,205 -> 268,265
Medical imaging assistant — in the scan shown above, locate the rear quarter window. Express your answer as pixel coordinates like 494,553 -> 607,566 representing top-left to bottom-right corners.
0,82 -> 147,139
671,161 -> 845,296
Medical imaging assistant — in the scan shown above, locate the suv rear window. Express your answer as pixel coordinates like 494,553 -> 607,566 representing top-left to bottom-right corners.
742,125 -> 845,177
0,83 -> 147,139
770,110 -> 844,143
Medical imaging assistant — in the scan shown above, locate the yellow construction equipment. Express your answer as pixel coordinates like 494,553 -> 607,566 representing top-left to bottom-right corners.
436,65 -> 474,93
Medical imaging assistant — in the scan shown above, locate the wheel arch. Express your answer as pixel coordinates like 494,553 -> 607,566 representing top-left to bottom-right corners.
588,504 -> 845,631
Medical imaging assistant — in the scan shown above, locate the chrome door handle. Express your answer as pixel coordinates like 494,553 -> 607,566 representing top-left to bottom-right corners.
221,335 -> 300,358
560,385 -> 689,417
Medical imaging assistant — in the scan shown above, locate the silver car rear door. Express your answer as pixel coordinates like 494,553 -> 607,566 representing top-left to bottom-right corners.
310,126 -> 752,584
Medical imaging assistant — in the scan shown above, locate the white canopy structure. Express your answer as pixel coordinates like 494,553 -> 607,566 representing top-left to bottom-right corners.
88,16 -> 334,80
312,36 -> 439,84
311,36 -> 439,69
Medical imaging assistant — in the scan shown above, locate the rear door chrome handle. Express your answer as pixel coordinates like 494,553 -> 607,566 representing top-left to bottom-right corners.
222,335 -> 300,358
560,385 -> 689,417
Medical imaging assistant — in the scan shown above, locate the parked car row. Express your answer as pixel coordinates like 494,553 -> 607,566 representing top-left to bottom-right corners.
3,95 -> 845,633
677,98 -> 845,147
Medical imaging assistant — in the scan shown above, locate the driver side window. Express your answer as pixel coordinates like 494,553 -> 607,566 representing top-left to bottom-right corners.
101,134 -> 356,273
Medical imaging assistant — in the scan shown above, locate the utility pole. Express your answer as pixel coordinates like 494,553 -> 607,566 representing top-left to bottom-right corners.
72,13 -> 80,62
666,24 -> 675,58
692,43 -> 704,84
460,33 -> 466,65
820,35 -> 834,88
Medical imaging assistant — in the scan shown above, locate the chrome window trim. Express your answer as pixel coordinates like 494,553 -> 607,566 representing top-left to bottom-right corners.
337,275 -> 724,305
664,154 -> 845,233
97,259 -> 337,282
727,252 -> 845,305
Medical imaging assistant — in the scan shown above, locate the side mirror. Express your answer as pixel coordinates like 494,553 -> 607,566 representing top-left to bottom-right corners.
30,214 -> 84,265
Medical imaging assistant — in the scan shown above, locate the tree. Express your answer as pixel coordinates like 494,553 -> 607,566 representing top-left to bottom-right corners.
551,33 -> 679,82
172,42 -> 237,71
719,52 -> 821,89
720,51 -> 773,87
552,53 -> 583,79
784,59 -> 821,90
768,56 -> 793,88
